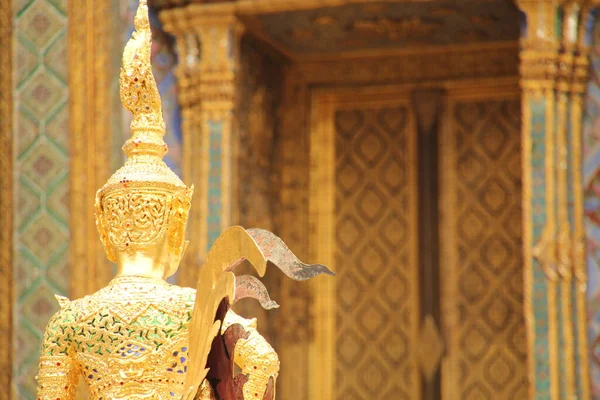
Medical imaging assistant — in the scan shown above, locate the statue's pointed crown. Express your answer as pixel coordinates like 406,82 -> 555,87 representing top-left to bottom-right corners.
99,0 -> 189,195
95,0 -> 192,261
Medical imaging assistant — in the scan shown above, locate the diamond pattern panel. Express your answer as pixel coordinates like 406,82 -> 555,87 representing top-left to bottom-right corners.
43,31 -> 68,83
13,1 -> 69,399
16,108 -> 40,156
20,139 -> 68,191
452,99 -> 527,398
19,70 -> 65,120
335,106 -> 418,399
15,38 -> 39,87
17,0 -> 65,50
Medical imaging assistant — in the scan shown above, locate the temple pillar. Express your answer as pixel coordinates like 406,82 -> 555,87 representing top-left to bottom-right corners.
570,5 -> 593,397
517,1 -> 592,398
69,0 -> 115,299
161,3 -> 243,286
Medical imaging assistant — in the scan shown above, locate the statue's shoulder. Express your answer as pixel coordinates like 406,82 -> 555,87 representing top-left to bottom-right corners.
170,284 -> 196,305
54,294 -> 71,308
53,292 -> 105,322
44,294 -> 78,334
50,293 -> 80,318
223,310 -> 258,331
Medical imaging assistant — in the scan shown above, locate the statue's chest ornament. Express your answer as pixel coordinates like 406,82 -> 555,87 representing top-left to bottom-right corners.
77,335 -> 190,399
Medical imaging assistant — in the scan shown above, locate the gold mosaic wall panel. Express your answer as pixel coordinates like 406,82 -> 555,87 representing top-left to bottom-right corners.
333,102 -> 420,399
441,93 -> 527,399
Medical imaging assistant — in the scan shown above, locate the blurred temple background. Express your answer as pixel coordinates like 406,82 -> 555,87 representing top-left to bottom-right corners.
5,0 -> 600,399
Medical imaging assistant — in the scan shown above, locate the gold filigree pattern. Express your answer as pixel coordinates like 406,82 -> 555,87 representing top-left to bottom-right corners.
120,0 -> 165,147
101,192 -> 169,251
37,276 -> 273,400
222,313 -> 280,399
37,277 -> 195,399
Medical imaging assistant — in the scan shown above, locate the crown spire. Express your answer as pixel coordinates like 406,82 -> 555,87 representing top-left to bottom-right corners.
119,0 -> 167,159
95,0 -> 192,263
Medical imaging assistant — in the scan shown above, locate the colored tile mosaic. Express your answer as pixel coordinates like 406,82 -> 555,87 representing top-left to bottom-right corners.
12,1 -> 69,398
207,120 -> 224,250
530,98 -> 552,398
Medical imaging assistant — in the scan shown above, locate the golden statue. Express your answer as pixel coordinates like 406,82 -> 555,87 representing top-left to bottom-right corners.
35,1 -> 333,399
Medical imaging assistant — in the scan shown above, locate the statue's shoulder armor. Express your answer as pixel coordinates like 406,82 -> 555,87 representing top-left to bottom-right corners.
174,285 -> 196,299
54,294 -> 71,309
42,295 -> 81,355
174,286 -> 256,331
57,294 -> 97,322
223,310 -> 258,332
47,293 -> 82,322
46,296 -> 75,328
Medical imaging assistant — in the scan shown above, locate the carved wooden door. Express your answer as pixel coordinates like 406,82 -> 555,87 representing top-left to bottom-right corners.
440,86 -> 528,399
310,88 -> 422,400
308,82 -> 527,400
333,98 -> 421,399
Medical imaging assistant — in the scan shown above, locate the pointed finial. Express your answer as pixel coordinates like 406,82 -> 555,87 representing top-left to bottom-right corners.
119,0 -> 167,159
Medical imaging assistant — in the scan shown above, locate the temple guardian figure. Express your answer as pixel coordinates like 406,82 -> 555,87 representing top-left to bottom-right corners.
35,1 -> 333,399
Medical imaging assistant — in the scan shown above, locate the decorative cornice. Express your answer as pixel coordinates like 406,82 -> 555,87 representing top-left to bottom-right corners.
161,3 -> 243,110
153,0 -> 236,11
161,3 -> 242,74
294,43 -> 519,85
235,0 -> 512,14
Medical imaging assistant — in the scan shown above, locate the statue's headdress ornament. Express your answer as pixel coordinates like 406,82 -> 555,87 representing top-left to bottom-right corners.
95,0 -> 193,262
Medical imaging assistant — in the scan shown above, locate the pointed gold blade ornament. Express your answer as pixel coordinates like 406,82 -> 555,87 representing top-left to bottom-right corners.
183,226 -> 266,400
183,227 -> 335,399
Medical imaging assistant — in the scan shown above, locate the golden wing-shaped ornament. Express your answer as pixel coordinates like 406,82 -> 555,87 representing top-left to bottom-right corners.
182,226 -> 268,399
182,226 -> 334,400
